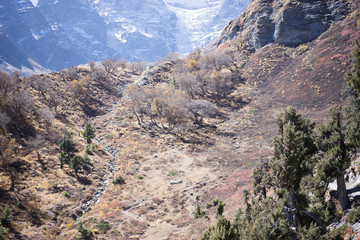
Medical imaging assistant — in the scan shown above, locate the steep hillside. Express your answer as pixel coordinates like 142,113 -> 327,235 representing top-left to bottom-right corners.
1,0 -> 360,239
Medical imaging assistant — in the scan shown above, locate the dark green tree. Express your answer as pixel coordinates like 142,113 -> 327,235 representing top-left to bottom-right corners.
345,39 -> 360,93
201,216 -> 239,240
77,222 -> 93,239
70,155 -> 84,176
270,107 -> 317,239
317,107 -> 350,210
0,223 -> 5,240
345,39 -> 360,154
252,159 -> 272,199
82,122 -> 95,144
58,132 -> 77,169
0,204 -> 13,226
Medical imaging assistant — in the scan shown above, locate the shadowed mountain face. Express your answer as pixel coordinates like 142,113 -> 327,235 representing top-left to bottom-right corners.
0,0 -> 250,72
216,0 -> 351,49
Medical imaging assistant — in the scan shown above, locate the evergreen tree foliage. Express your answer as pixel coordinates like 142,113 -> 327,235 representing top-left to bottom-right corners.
345,39 -> 360,154
70,155 -> 84,175
82,122 -> 95,144
201,217 -> 239,240
216,200 -> 225,217
58,131 -> 78,170
0,224 -> 5,240
234,197 -> 291,240
271,107 -> 317,237
317,107 -> 350,210
59,131 -> 77,167
345,39 -> 360,93
0,204 -> 13,226
252,159 -> 272,199
77,222 -> 93,239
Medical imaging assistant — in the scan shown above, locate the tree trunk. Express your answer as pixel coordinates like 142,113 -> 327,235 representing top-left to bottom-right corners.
337,174 -> 349,210
10,175 -> 15,191
288,189 -> 298,240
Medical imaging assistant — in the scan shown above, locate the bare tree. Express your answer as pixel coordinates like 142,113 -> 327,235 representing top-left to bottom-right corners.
88,61 -> 96,71
117,59 -> 128,70
125,85 -> 148,125
8,91 -> 33,118
48,90 -> 63,114
176,73 -> 201,99
31,77 -> 53,101
102,59 -> 118,74
129,62 -> 147,75
0,135 -> 17,191
90,68 -> 108,84
0,72 -> 16,99
0,112 -> 11,128
26,134 -> 45,162
38,106 -> 55,126
187,99 -> 217,124
60,67 -> 78,80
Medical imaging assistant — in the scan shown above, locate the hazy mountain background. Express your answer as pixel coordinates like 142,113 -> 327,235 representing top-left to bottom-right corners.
0,0 -> 250,74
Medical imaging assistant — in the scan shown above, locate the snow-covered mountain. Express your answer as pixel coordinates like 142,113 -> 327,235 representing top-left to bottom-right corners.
0,0 -> 250,72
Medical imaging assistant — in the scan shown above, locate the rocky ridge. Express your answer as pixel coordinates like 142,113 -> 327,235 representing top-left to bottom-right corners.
217,0 -> 351,49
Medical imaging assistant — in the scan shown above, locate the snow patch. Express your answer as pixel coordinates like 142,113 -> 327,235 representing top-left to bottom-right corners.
140,31 -> 154,38
29,0 -> 38,7
115,31 -> 127,43
0,59 -> 50,77
73,27 -> 93,39
51,23 -> 59,31
32,33 -> 43,40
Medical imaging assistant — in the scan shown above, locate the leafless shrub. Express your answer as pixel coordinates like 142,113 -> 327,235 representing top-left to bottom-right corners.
176,73 -> 201,99
8,91 -> 33,118
129,62 -> 147,75
161,89 -> 190,130
117,59 -> 128,69
68,75 -> 90,96
48,90 -> 63,113
125,85 -> 150,125
38,106 -> 55,125
88,61 -> 96,71
0,72 -> 16,100
60,67 -> 78,80
26,134 -> 45,161
102,58 -> 118,74
31,77 -> 53,100
0,111 -> 11,127
207,70 -> 233,100
0,135 -> 18,190
90,68 -> 108,83
187,99 -> 217,124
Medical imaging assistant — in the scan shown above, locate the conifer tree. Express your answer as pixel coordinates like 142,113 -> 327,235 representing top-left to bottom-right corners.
345,39 -> 360,93
270,107 -> 316,239
0,204 -> 13,226
252,159 -> 272,199
82,122 -> 95,144
317,107 -> 350,210
345,39 -> 360,154
58,132 -> 77,169
70,155 -> 83,176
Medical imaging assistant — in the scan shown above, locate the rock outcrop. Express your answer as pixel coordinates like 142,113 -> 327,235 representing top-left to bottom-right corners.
217,0 -> 351,48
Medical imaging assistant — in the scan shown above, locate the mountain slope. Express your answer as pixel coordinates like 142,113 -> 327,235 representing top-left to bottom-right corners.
0,0 -> 251,72
1,0 -> 360,239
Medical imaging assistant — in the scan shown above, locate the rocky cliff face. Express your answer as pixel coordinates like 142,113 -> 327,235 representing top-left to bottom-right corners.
217,0 -> 351,49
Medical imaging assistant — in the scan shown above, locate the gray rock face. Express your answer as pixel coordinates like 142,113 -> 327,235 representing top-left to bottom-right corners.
217,0 -> 351,49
